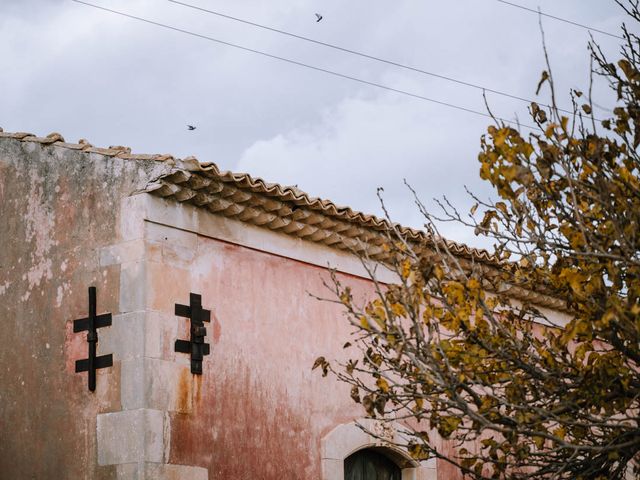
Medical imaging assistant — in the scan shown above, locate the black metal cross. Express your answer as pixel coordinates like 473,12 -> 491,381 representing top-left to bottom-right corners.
73,286 -> 113,391
174,293 -> 211,375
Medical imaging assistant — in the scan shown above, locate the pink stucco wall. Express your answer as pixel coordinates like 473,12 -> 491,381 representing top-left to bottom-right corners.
1,135 -> 473,479
144,227 -> 456,479
0,137 -> 159,478
146,234 -> 369,477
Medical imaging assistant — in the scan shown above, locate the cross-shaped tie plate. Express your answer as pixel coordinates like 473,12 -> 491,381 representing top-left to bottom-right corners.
174,293 -> 211,375
73,286 -> 113,391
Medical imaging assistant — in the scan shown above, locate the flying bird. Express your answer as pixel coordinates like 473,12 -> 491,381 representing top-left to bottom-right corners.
315,13 -> 323,22
187,125 -> 196,130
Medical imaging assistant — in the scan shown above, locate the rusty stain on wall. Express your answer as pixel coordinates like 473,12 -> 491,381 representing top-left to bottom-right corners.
160,234 -> 375,479
211,312 -> 222,344
193,373 -> 203,404
176,366 -> 193,414
0,137 -> 165,478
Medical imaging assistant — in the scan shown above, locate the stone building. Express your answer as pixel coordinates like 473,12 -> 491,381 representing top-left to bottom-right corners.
0,130 -> 566,479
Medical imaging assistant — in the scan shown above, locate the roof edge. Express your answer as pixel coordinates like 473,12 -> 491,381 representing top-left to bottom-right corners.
0,128 -> 565,311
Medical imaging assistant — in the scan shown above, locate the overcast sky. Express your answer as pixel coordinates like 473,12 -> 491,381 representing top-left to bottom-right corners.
0,0 -> 629,247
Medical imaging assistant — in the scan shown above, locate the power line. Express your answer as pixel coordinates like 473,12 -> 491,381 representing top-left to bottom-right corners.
71,0 -> 537,129
168,0 -> 573,117
496,0 -> 623,39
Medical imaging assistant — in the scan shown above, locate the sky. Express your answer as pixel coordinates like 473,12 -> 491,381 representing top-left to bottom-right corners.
0,0 -> 630,248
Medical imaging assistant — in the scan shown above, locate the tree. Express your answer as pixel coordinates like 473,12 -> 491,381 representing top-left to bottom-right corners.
315,3 -> 640,478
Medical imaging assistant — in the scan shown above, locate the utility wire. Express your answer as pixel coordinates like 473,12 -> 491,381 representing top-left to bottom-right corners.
71,0 -> 536,129
168,0 -> 576,117
496,0 -> 623,39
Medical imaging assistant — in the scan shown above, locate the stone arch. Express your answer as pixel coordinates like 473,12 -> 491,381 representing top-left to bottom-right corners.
320,419 -> 437,480
344,448 -> 402,479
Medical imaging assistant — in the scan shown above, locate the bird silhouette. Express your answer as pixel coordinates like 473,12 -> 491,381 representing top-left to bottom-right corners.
315,13 -> 323,22
187,125 -> 196,130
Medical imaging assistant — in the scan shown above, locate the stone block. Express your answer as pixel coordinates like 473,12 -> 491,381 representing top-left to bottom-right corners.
402,468 -> 417,480
160,243 -> 195,269
144,409 -> 165,464
414,467 -> 438,480
145,196 -> 200,236
116,463 -> 140,480
422,457 -> 437,469
321,459 -> 343,480
121,359 -> 145,410
145,262 -> 192,314
101,312 -> 145,362
97,360 -> 122,413
321,422 -> 371,459
120,261 -> 146,312
144,311 -> 190,364
97,409 -> 164,465
144,311 -> 175,360
100,240 -> 146,266
145,358 -> 193,414
145,222 -> 197,251
144,463 -> 208,480
119,195 -> 147,242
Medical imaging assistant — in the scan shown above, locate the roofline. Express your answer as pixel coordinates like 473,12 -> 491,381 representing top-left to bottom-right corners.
0,128 -> 566,311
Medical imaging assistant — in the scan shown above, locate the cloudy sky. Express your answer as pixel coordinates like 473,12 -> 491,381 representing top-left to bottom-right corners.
0,0 -> 629,247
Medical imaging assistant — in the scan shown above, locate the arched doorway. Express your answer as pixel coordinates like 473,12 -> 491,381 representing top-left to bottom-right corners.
321,419 -> 436,480
344,448 -> 401,480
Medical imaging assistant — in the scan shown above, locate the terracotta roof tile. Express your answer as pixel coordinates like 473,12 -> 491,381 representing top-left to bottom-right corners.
0,127 -> 495,263
0,128 -> 565,310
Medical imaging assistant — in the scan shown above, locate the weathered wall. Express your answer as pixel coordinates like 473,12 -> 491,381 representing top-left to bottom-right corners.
0,134 -> 437,479
139,215 -> 440,479
0,137 -> 165,478
1,134 -> 559,479
159,233 -> 368,478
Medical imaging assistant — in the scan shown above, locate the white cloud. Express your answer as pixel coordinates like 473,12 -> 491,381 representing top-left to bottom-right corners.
237,82 -> 492,229
0,0 -> 630,248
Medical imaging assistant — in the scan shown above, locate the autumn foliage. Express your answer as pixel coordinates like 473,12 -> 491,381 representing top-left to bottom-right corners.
315,3 -> 640,479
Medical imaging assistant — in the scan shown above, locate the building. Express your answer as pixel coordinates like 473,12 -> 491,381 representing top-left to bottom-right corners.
0,129 -> 565,479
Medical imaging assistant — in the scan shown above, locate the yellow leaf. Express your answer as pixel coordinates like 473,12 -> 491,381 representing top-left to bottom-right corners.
467,278 -> 481,290
376,377 -> 390,393
339,288 -> 352,306
391,303 -> 407,317
439,416 -> 462,438
536,70 -> 549,95
401,259 -> 412,280
533,436 -> 545,449
545,124 -> 556,139
493,128 -> 509,147
553,427 -> 566,441
408,443 -> 429,460
434,264 -> 444,280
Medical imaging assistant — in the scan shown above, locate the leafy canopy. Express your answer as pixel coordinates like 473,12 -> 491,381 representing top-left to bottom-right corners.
315,3 -> 640,479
